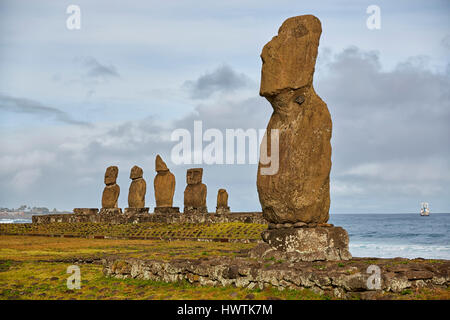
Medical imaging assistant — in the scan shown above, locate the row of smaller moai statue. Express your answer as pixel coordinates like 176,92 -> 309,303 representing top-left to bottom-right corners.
100,155 -> 230,214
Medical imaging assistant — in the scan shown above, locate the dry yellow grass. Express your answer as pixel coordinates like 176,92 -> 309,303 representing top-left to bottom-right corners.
0,235 -> 324,300
0,235 -> 448,300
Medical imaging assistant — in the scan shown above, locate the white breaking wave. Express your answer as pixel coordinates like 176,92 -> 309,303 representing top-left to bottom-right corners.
350,242 -> 450,260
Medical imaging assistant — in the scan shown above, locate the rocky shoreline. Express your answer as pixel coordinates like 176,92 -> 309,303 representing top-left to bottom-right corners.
102,254 -> 449,299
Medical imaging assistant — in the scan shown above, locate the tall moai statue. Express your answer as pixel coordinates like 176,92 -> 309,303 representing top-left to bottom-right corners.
124,165 -> 149,214
216,189 -> 230,214
154,155 -> 179,214
101,166 -> 122,214
251,15 -> 351,261
183,168 -> 207,214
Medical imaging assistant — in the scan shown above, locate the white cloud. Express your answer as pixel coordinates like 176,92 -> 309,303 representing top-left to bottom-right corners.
1,47 -> 449,213
11,168 -> 42,191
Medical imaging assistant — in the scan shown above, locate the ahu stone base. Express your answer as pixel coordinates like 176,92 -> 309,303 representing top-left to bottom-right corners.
184,206 -> 208,214
124,207 -> 149,214
249,226 -> 352,262
154,207 -> 180,214
216,207 -> 230,214
99,208 -> 123,215
74,208 -> 99,215
32,211 -> 267,224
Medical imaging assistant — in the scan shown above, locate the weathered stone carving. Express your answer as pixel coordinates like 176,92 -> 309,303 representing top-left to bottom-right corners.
154,155 -> 179,214
184,168 -> 207,214
127,166 -> 146,206
102,166 -> 120,209
125,165 -> 148,214
257,14 -> 331,225
252,15 -> 351,261
216,189 -> 230,214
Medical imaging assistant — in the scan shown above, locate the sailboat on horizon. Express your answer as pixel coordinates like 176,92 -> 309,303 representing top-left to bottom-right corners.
420,202 -> 430,216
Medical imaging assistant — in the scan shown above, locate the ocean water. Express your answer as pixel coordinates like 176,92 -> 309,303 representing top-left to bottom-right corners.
0,218 -> 32,224
329,213 -> 450,259
1,214 -> 449,260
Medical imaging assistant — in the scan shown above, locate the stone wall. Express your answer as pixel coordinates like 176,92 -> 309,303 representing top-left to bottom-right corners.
102,255 -> 450,299
32,212 -> 266,225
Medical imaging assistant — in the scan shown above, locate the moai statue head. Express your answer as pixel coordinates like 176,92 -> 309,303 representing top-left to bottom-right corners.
260,15 -> 322,99
130,165 -> 143,180
186,168 -> 203,185
104,166 -> 119,185
155,154 -> 169,173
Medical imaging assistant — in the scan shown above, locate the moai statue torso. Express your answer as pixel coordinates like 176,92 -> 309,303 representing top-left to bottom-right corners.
257,15 -> 332,224
128,165 -> 146,208
216,188 -> 230,214
184,168 -> 207,214
102,166 -> 120,209
154,155 -> 176,207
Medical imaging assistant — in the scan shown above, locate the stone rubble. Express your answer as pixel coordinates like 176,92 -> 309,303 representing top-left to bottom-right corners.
102,255 -> 449,299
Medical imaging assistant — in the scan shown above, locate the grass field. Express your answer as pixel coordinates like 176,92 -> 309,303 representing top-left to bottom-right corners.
0,234 -> 448,300
0,235 -> 326,300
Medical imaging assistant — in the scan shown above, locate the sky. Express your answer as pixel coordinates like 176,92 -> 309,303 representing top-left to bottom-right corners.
0,0 -> 449,213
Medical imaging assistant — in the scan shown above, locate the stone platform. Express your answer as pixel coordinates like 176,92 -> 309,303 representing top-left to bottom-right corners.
249,226 -> 352,262
184,206 -> 208,214
32,211 -> 267,225
154,207 -> 180,214
216,207 -> 230,214
73,208 -> 98,215
102,255 -> 450,299
124,207 -> 149,214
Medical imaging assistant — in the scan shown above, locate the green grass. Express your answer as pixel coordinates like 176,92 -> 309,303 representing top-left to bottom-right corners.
0,235 -> 324,300
1,234 -> 448,300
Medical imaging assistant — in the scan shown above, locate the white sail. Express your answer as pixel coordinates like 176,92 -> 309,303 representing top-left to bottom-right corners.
420,202 -> 430,216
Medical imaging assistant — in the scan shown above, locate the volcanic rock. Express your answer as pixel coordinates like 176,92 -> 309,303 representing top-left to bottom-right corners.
127,165 -> 146,208
102,166 -> 120,209
216,189 -> 230,214
154,155 -> 178,213
184,168 -> 207,214
257,14 -> 331,224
